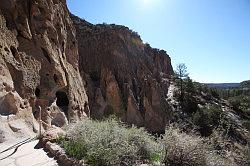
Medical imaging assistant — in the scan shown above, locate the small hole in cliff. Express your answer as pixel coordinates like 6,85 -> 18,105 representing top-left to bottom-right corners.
46,73 -> 49,76
56,91 -> 69,117
4,47 -> 9,52
10,46 -> 18,58
20,104 -> 25,109
41,48 -> 51,64
54,74 -> 58,84
35,88 -> 40,97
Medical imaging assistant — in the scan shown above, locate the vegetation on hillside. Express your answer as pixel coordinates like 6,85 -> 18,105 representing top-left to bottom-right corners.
57,64 -> 249,166
174,64 -> 249,131
172,64 -> 249,162
206,80 -> 250,129
58,118 -> 247,166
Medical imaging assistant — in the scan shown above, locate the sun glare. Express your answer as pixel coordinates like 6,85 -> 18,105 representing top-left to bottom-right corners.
142,0 -> 151,5
137,0 -> 162,10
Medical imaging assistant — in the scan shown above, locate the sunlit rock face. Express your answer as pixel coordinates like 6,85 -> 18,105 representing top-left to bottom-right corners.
72,15 -> 174,133
0,0 -> 88,141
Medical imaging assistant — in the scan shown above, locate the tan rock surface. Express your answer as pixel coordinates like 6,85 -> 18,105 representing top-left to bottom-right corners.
0,0 -> 88,142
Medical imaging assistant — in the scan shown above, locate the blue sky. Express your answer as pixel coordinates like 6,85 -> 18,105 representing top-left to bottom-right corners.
67,0 -> 250,83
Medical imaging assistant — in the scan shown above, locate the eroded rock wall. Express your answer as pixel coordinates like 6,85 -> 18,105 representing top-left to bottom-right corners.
72,15 -> 174,133
0,0 -> 88,142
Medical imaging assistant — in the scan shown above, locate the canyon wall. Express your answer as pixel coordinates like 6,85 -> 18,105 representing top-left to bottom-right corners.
72,15 -> 174,133
0,0 -> 88,142
0,0 -> 175,141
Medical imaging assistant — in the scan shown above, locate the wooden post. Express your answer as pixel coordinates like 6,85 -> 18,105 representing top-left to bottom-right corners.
38,106 -> 42,138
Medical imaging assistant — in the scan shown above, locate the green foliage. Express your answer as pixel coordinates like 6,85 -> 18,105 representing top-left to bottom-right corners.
213,84 -> 250,127
209,88 -> 220,99
192,80 -> 250,132
181,94 -> 198,114
192,106 -> 223,136
228,96 -> 250,115
60,118 -> 161,166
184,77 -> 196,94
174,77 -> 199,114
210,80 -> 250,100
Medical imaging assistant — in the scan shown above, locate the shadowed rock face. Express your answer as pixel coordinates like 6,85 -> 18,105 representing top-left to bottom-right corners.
0,0 -> 88,141
0,0 -> 174,137
72,15 -> 174,133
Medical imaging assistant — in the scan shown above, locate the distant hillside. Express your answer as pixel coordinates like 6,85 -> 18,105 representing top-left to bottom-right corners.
206,80 -> 250,89
241,80 -> 250,88
205,83 -> 240,89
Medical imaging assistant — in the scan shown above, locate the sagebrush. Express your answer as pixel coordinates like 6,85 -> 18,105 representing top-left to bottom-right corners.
58,119 -> 248,166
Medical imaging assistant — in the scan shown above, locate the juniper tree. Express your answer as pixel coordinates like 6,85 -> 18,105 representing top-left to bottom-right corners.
175,63 -> 189,100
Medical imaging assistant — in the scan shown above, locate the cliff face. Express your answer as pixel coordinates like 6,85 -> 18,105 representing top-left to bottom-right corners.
72,15 -> 174,133
0,0 -> 88,142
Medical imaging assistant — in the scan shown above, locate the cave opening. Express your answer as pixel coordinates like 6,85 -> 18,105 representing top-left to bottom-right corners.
56,91 -> 69,118
35,88 -> 40,97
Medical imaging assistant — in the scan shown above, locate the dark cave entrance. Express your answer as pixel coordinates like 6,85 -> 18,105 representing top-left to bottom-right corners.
35,88 -> 40,97
56,91 -> 69,118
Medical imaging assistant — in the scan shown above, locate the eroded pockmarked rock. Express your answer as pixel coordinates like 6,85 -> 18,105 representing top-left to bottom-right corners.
0,0 -> 89,142
72,15 -> 174,133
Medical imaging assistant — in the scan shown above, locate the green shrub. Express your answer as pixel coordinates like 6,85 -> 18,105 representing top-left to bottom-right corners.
181,94 -> 198,114
192,105 -> 223,136
60,118 -> 161,166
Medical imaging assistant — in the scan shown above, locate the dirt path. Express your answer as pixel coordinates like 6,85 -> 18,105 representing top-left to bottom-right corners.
0,139 -> 58,166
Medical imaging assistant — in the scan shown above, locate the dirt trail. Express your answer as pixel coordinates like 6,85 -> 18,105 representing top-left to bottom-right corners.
0,139 -> 58,166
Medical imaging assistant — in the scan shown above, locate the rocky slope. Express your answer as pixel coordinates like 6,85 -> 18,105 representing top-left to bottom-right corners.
0,0 -> 89,142
72,15 -> 174,133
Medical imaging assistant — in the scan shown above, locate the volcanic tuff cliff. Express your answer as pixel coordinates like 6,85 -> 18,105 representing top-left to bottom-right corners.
72,15 -> 174,133
0,0 -> 89,142
0,0 -> 175,142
